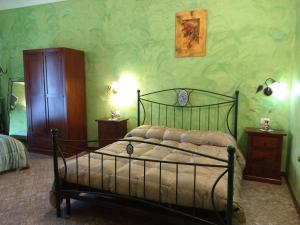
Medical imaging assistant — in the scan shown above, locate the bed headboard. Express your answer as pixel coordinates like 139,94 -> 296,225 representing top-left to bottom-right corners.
137,88 -> 239,140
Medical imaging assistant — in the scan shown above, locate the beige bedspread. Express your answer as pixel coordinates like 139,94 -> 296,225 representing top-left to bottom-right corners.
57,125 -> 246,224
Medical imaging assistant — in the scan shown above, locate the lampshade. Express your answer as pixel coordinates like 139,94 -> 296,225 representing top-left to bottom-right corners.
263,86 -> 273,96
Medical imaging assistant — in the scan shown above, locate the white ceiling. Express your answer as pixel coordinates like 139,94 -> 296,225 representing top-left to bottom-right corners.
0,0 -> 65,11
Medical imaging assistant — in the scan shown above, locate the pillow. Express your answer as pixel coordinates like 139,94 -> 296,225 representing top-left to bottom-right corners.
145,126 -> 166,139
127,125 -> 237,147
163,128 -> 183,142
125,125 -> 151,138
181,130 -> 237,147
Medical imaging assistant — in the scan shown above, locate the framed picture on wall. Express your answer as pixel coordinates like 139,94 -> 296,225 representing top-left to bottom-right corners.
176,10 -> 208,57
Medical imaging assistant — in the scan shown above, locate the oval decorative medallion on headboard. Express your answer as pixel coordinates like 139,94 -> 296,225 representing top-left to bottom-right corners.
177,89 -> 189,106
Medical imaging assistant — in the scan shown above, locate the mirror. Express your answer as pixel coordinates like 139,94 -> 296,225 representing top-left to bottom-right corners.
7,78 -> 27,139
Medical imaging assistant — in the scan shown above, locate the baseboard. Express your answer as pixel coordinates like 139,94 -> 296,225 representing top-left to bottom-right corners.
29,147 -> 53,156
283,174 -> 300,218
244,174 -> 281,185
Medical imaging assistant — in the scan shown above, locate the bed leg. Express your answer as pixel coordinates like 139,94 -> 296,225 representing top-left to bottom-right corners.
226,146 -> 235,225
66,197 -> 71,215
52,129 -> 62,218
56,199 -> 62,217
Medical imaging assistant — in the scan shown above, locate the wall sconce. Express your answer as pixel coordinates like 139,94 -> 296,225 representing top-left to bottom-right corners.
256,78 -> 278,96
107,81 -> 121,120
111,81 -> 119,94
107,75 -> 138,119
107,81 -> 120,94
0,66 -> 8,76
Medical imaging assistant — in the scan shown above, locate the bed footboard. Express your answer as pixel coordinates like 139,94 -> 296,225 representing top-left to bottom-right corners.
51,129 -> 236,225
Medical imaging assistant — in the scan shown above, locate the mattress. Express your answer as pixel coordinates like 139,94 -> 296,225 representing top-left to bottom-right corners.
0,134 -> 29,173
58,125 -> 246,222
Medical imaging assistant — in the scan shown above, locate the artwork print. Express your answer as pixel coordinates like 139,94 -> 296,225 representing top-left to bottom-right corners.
176,10 -> 207,57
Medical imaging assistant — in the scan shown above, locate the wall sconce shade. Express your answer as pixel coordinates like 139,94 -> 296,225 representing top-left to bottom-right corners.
263,86 -> 273,96
256,78 -> 277,96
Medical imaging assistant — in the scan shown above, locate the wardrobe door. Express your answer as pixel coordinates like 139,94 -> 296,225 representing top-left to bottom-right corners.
24,51 -> 48,146
44,50 -> 67,138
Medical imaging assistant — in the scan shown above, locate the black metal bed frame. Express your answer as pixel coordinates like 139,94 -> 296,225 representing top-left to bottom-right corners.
51,88 -> 239,225
137,88 -> 239,139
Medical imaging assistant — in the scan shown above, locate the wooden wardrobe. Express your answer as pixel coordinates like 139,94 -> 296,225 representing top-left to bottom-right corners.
23,48 -> 86,154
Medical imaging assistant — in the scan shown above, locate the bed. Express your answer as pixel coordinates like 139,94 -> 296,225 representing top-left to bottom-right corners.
51,88 -> 245,225
0,134 -> 29,173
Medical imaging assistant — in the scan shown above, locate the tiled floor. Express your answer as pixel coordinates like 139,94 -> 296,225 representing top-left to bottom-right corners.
0,153 -> 299,225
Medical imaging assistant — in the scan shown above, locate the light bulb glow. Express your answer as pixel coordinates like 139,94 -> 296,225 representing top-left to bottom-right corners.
291,80 -> 300,98
271,81 -> 289,100
110,73 -> 138,109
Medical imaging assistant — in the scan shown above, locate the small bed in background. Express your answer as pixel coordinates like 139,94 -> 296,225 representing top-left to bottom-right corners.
50,88 -> 244,225
0,134 -> 29,173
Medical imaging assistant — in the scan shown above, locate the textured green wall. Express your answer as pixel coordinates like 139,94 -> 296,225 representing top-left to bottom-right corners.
0,0 -> 297,172
288,0 -> 300,206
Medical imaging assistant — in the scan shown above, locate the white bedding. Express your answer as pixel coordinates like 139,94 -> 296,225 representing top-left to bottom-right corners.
58,125 -> 246,223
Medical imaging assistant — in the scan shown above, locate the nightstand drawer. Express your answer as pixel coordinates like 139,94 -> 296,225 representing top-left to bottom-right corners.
248,148 -> 278,161
246,164 -> 280,179
252,136 -> 279,148
100,123 -> 119,137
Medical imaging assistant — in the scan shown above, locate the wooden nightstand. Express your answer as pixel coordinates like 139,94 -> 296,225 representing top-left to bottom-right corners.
244,127 -> 287,185
96,118 -> 128,147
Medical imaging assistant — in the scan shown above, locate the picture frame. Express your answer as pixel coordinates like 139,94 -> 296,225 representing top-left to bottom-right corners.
176,10 -> 208,57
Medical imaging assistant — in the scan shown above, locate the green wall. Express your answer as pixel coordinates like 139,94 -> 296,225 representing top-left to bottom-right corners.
287,0 -> 300,207
0,0 -> 297,171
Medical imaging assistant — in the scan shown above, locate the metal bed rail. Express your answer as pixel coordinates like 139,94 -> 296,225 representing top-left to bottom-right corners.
51,130 -> 236,225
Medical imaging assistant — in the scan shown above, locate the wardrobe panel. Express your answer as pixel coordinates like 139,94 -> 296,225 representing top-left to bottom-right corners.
44,50 -> 64,96
47,96 -> 66,138
44,50 -> 67,137
26,52 -> 44,95
24,51 -> 48,138
29,95 -> 47,135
